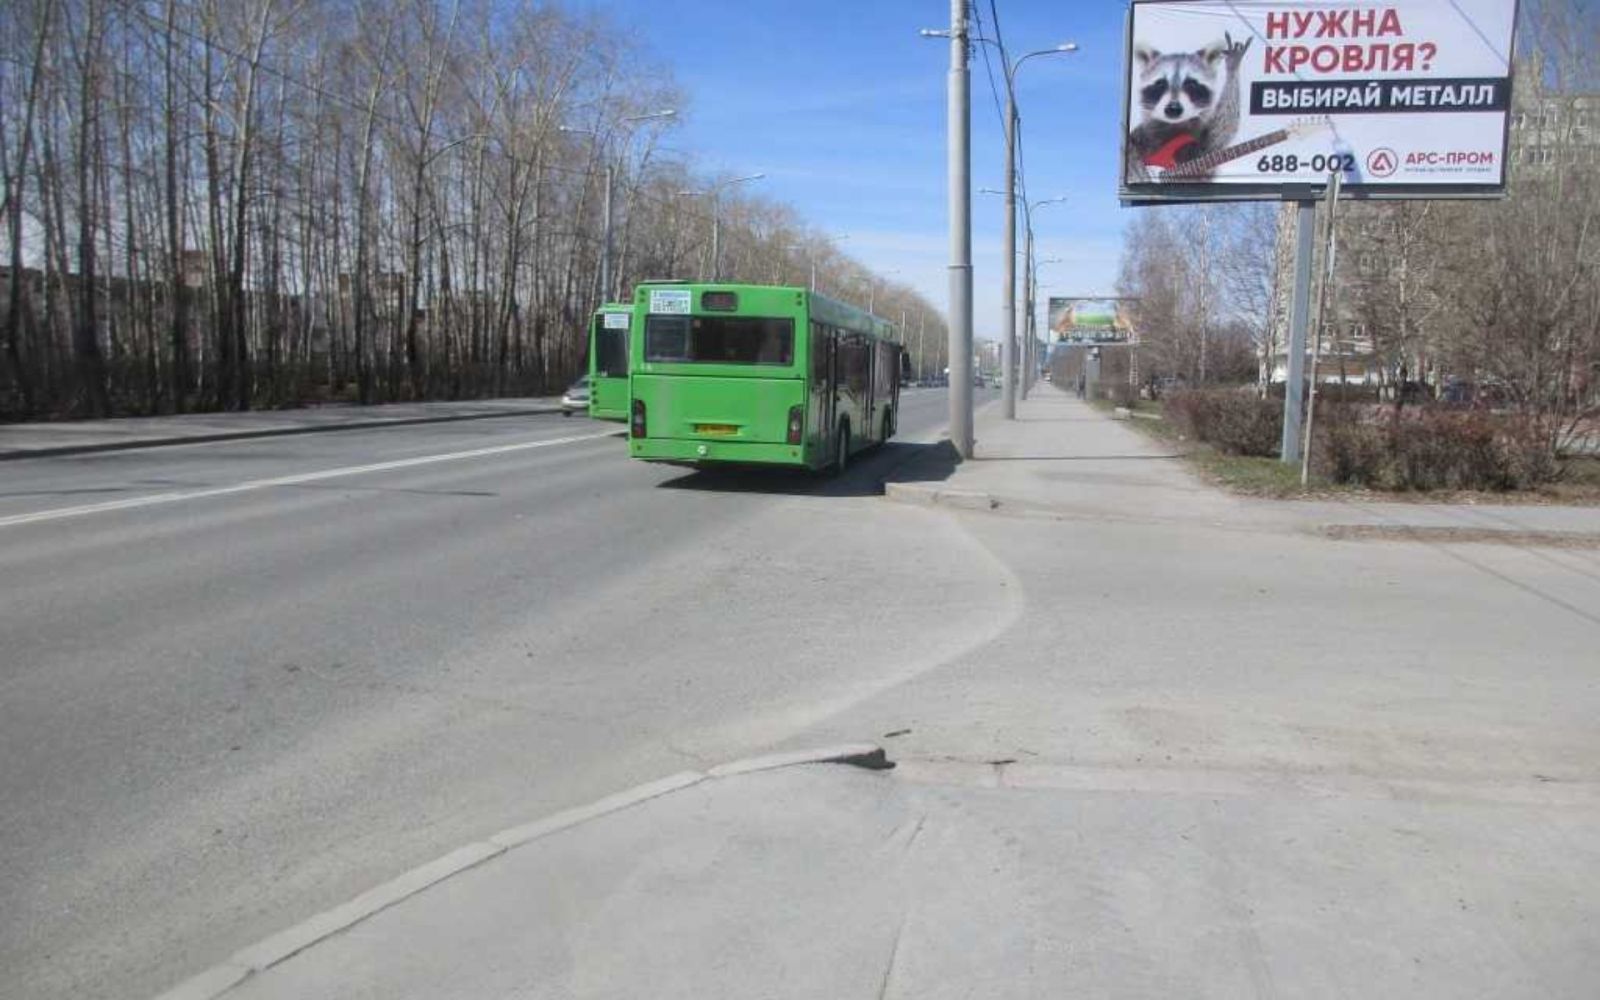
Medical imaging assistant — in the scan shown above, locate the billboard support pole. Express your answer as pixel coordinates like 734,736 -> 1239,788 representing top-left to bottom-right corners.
1301,172 -> 1342,484
1280,199 -> 1316,464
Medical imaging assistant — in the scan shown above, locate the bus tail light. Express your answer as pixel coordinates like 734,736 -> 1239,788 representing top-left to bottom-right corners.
631,398 -> 647,438
786,405 -> 804,445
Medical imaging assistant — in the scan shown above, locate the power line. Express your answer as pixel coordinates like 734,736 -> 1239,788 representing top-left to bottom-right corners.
969,0 -> 1008,133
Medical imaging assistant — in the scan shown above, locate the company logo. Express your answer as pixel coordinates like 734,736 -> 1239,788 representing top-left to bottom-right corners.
1367,148 -> 1399,177
1406,150 -> 1497,167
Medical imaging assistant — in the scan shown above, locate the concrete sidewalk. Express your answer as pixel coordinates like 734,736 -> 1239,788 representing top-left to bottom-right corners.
886,386 -> 1600,543
0,397 -> 563,460
167,756 -> 1600,1000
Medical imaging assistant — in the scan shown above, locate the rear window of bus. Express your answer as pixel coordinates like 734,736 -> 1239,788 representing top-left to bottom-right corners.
645,315 -> 793,366
594,323 -> 628,377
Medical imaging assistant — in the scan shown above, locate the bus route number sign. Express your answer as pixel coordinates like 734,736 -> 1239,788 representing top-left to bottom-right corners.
603,312 -> 629,329
649,289 -> 692,314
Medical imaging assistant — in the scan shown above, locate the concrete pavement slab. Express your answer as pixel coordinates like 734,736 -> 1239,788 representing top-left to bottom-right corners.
220,762 -> 1600,999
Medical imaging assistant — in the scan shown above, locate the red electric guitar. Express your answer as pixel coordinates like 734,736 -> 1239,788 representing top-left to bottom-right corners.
1141,117 -> 1332,182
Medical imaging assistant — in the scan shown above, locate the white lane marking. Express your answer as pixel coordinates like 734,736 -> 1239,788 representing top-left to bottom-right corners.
0,431 -> 617,529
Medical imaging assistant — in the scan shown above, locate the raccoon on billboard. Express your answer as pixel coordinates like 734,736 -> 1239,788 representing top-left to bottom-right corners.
1049,297 -> 1133,343
1121,0 -> 1518,202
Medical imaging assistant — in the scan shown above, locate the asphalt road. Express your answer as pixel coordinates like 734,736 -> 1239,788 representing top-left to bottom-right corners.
9,385 -> 1600,999
1,388 -> 999,999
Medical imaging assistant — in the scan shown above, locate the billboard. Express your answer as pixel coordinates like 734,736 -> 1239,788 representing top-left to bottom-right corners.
1049,297 -> 1134,343
1121,0 -> 1518,202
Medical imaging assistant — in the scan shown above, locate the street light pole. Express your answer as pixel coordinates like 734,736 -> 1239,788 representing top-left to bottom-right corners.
917,308 -> 926,379
1002,91 -> 1018,418
560,109 -> 675,303
1022,224 -> 1033,396
1021,193 -> 1065,397
680,173 -> 763,282
601,162 -> 614,299
1025,252 -> 1061,396
984,190 -> 1065,399
808,233 -> 848,293
711,205 -> 720,281
920,6 -> 974,457
996,43 -> 1077,420
867,268 -> 899,317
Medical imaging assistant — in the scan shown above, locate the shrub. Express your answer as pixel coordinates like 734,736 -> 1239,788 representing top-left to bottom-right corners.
1312,405 -> 1564,492
1315,404 -> 1387,484
1165,388 -> 1282,457
1386,410 -> 1506,490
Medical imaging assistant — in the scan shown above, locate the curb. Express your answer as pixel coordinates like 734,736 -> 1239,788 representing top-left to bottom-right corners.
1318,523 -> 1600,548
887,481 -> 1600,546
883,482 -> 1001,511
0,407 -> 563,462
152,743 -> 889,1000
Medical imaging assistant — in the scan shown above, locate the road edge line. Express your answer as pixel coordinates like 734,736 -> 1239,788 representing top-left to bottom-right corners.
149,744 -> 889,1000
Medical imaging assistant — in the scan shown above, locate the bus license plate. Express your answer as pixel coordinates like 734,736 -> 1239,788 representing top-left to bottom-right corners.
695,424 -> 738,436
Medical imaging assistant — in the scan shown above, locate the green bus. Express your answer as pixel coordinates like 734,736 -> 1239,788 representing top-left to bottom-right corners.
587,303 -> 632,422
627,282 -> 902,473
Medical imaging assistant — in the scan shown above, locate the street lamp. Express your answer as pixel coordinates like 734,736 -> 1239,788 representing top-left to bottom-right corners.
559,108 -> 676,301
981,188 -> 1067,397
1021,194 -> 1067,396
992,41 -> 1078,420
678,172 -> 764,281
782,233 -> 848,292
918,11 -> 973,458
811,233 -> 849,293
868,268 -> 899,315
776,244 -> 802,285
1026,255 -> 1062,394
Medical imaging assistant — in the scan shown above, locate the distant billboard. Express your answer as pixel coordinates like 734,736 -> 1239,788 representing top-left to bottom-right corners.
1048,298 -> 1132,343
1121,0 -> 1518,203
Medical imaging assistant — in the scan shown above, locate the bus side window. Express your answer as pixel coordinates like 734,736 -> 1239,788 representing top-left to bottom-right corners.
848,336 -> 869,396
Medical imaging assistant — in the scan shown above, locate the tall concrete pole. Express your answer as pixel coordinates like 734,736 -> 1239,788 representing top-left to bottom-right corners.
710,198 -> 720,282
1001,96 -> 1018,419
947,0 -> 973,458
917,309 -> 926,379
601,163 -> 614,302
1021,219 -> 1034,399
1280,200 -> 1316,463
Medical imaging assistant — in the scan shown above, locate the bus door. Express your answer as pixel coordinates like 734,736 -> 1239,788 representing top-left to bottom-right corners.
868,340 -> 898,442
881,343 -> 901,438
811,323 -> 837,459
589,310 -> 630,422
865,341 -> 878,442
839,333 -> 863,451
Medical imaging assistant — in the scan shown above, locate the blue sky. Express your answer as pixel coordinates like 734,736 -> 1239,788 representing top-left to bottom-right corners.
577,0 -> 1134,339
